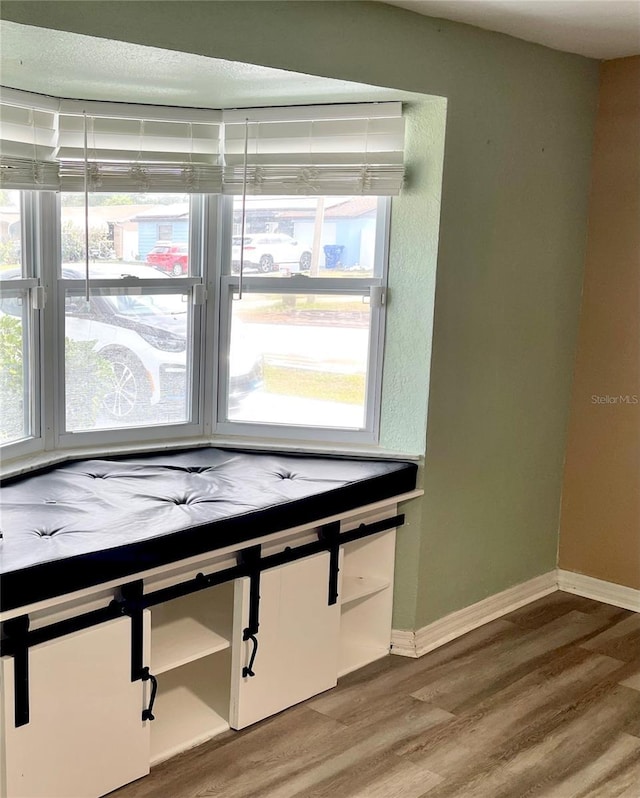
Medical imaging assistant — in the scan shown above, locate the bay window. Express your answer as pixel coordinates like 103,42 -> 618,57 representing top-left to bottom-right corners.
0,88 -> 405,460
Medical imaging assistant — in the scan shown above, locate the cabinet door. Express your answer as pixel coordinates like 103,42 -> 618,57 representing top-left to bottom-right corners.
1,615 -> 150,798
230,551 -> 340,729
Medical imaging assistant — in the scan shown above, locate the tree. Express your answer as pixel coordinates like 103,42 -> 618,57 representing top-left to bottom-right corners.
61,220 -> 112,262
0,239 -> 20,268
103,194 -> 136,206
60,192 -> 188,206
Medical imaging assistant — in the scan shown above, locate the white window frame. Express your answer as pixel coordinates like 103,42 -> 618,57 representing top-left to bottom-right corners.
54,193 -> 206,450
0,191 -> 44,459
213,195 -> 391,445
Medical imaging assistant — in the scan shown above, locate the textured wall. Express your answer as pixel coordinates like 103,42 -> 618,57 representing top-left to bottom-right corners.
559,57 -> 640,591
381,99 -> 446,455
2,1 -> 600,629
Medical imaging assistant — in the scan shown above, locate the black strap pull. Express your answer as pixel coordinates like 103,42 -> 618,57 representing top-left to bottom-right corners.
239,545 -> 261,636
319,521 -> 341,605
121,580 -> 145,683
242,629 -> 259,678
3,615 -> 30,727
239,545 -> 261,677
140,666 -> 158,721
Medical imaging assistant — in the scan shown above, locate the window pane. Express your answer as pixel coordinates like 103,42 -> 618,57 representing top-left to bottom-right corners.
229,196 -> 382,278
227,293 -> 371,429
0,191 -> 22,279
0,289 -> 30,443
60,193 -> 191,278
64,289 -> 191,431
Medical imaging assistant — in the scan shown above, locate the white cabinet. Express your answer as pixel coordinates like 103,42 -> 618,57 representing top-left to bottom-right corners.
230,551 -> 340,729
0,506 -> 401,796
0,616 -> 150,798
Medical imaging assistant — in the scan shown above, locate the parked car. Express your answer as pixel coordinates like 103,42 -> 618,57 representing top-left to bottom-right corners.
146,241 -> 189,276
0,265 -> 263,421
231,233 -> 311,274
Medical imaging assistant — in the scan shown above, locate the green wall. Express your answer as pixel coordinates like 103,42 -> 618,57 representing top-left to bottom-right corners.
2,1 -> 599,630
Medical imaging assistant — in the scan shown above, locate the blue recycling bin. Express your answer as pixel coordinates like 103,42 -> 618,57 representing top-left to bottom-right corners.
323,244 -> 344,269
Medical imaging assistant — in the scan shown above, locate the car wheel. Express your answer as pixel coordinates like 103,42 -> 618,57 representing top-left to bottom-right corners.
299,251 -> 312,271
259,254 -> 274,273
172,262 -> 183,276
102,352 -> 150,420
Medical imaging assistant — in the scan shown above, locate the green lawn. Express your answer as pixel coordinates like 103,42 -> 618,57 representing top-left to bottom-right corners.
238,294 -> 366,314
264,364 -> 365,405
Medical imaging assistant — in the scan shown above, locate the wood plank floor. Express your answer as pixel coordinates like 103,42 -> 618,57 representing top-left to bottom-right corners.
111,592 -> 640,798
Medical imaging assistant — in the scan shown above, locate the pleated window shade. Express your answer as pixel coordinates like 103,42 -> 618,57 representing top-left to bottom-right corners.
222,102 -> 405,195
56,100 -> 223,193
0,89 -> 60,190
0,91 -> 406,196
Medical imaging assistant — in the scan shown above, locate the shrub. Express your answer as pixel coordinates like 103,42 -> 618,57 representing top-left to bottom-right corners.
64,339 -> 113,429
0,314 -> 24,441
0,314 -> 113,439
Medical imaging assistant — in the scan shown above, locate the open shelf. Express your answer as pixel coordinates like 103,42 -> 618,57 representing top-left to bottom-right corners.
338,641 -> 389,678
338,526 -> 397,679
150,653 -> 231,765
151,616 -> 230,675
151,583 -> 233,675
150,684 -> 229,765
341,574 -> 390,606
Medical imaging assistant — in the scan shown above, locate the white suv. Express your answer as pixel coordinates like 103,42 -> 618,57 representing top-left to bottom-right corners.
232,233 -> 311,274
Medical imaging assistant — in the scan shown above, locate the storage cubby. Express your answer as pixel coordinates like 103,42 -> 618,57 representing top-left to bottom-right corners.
150,582 -> 234,674
149,582 -> 235,764
338,524 -> 396,677
150,651 -> 232,765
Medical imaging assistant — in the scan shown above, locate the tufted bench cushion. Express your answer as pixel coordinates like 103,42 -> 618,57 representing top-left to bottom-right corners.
0,448 -> 417,611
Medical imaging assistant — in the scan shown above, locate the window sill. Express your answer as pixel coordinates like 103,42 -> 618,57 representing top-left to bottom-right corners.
0,434 -> 419,481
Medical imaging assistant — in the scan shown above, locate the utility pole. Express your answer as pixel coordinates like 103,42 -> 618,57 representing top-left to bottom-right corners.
310,197 -> 325,278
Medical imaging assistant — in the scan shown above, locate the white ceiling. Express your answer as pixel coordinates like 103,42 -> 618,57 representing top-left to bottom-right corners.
383,0 -> 640,59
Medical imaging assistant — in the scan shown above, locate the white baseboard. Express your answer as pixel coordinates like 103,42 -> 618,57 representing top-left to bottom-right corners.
391,571 -> 557,658
557,569 -> 640,612
388,629 -> 416,657
391,568 -> 640,660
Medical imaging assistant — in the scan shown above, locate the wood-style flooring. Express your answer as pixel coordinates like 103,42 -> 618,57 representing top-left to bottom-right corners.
111,592 -> 640,798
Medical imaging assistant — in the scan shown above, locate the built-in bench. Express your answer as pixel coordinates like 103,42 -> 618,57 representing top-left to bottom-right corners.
0,447 -> 418,798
